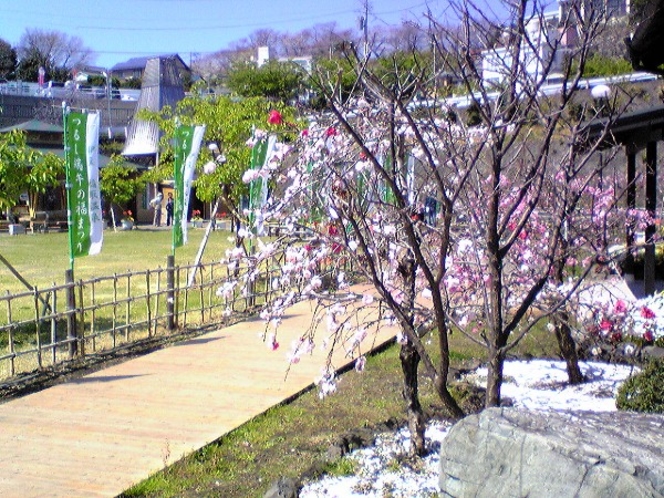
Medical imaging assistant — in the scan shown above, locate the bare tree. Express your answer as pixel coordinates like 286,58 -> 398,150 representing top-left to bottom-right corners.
206,0 -> 633,456
16,28 -> 93,81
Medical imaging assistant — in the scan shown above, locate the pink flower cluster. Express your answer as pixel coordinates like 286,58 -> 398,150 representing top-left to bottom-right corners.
585,295 -> 663,344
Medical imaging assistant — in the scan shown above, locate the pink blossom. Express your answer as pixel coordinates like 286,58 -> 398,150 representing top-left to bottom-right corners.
242,169 -> 261,183
325,126 -> 337,137
599,318 -> 613,331
641,306 -> 656,320
614,300 -> 628,314
644,330 -> 655,342
267,333 -> 279,351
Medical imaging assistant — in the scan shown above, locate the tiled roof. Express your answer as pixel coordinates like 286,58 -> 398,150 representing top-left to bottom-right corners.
122,57 -> 186,157
0,120 -> 64,133
110,54 -> 188,72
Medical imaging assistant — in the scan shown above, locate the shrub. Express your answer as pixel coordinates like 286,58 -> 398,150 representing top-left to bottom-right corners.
616,359 -> 664,413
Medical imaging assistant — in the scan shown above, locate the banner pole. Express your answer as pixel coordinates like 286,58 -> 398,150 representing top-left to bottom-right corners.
62,102 -> 75,274
172,121 -> 179,257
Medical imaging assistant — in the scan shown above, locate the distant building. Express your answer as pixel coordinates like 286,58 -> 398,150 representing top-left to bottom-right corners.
481,0 -> 630,86
482,11 -> 567,86
122,57 -> 186,161
111,54 -> 191,83
257,46 -> 270,67
255,46 -> 313,73
282,56 -> 313,74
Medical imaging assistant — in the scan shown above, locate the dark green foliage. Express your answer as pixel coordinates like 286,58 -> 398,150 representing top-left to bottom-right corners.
465,102 -> 482,127
372,51 -> 430,99
0,38 -> 17,79
616,359 -> 664,413
309,56 -> 357,109
580,53 -> 633,78
226,60 -> 304,102
119,77 -> 142,89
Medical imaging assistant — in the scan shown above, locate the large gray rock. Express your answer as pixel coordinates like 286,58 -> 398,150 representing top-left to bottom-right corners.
440,408 -> 664,497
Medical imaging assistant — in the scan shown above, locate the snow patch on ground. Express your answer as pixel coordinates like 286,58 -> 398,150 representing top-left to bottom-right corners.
300,359 -> 638,498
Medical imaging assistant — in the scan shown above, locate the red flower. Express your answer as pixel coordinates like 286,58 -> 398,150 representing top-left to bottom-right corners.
301,129 -> 309,137
599,318 -> 613,331
325,126 -> 337,137
644,330 -> 654,342
268,110 -> 283,125
641,306 -> 656,320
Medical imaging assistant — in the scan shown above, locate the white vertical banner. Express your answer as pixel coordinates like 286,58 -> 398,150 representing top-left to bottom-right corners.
248,134 -> 276,236
65,111 -> 103,259
406,153 -> 415,206
86,113 -> 103,255
173,124 -> 206,248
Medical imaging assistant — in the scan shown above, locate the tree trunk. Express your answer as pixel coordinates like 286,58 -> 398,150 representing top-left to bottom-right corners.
434,375 -> 464,420
400,340 -> 426,456
397,251 -> 426,456
554,313 -> 584,384
485,348 -> 505,407
110,205 -> 118,233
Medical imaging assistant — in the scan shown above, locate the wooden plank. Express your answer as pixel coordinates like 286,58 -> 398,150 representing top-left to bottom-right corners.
0,296 -> 396,497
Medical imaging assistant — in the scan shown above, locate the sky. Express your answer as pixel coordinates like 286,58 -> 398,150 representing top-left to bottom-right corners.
0,0 -> 456,70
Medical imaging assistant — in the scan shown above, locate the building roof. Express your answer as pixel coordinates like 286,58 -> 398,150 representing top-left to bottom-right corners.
122,57 -> 186,157
33,147 -> 147,170
583,104 -> 664,150
111,54 -> 190,73
0,120 -> 64,134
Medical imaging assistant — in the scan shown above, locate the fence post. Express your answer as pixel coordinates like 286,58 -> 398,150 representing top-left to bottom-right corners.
65,269 -> 77,358
167,255 -> 176,331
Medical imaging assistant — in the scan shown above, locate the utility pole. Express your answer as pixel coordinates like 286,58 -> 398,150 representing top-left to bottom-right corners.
428,9 -> 437,92
359,0 -> 369,59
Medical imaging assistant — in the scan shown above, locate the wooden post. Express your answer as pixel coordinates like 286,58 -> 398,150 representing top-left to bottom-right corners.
166,255 -> 176,331
624,148 -> 637,276
65,269 -> 77,358
645,141 -> 657,296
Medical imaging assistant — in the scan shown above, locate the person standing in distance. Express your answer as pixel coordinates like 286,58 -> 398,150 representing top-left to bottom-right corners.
150,191 -> 163,227
165,192 -> 174,226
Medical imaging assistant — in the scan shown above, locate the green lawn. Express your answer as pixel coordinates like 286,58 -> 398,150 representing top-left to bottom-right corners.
0,226 -> 235,293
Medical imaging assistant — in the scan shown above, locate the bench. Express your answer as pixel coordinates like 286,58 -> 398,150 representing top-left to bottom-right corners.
0,221 -> 27,235
29,211 -> 69,233
9,224 -> 26,235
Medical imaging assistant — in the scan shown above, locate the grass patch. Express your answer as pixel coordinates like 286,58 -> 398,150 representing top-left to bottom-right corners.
0,228 -> 235,293
321,457 -> 358,477
120,326 -> 561,498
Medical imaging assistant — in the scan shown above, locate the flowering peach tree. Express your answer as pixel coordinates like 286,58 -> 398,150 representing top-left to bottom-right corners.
211,1 -> 642,454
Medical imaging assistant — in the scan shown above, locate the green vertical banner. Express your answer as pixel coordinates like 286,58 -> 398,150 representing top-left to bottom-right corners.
248,134 -> 276,236
64,111 -> 103,260
381,153 -> 396,205
173,123 -> 206,250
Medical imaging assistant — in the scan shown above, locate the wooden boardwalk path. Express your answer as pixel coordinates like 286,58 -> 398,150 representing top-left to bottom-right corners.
0,298 -> 396,497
